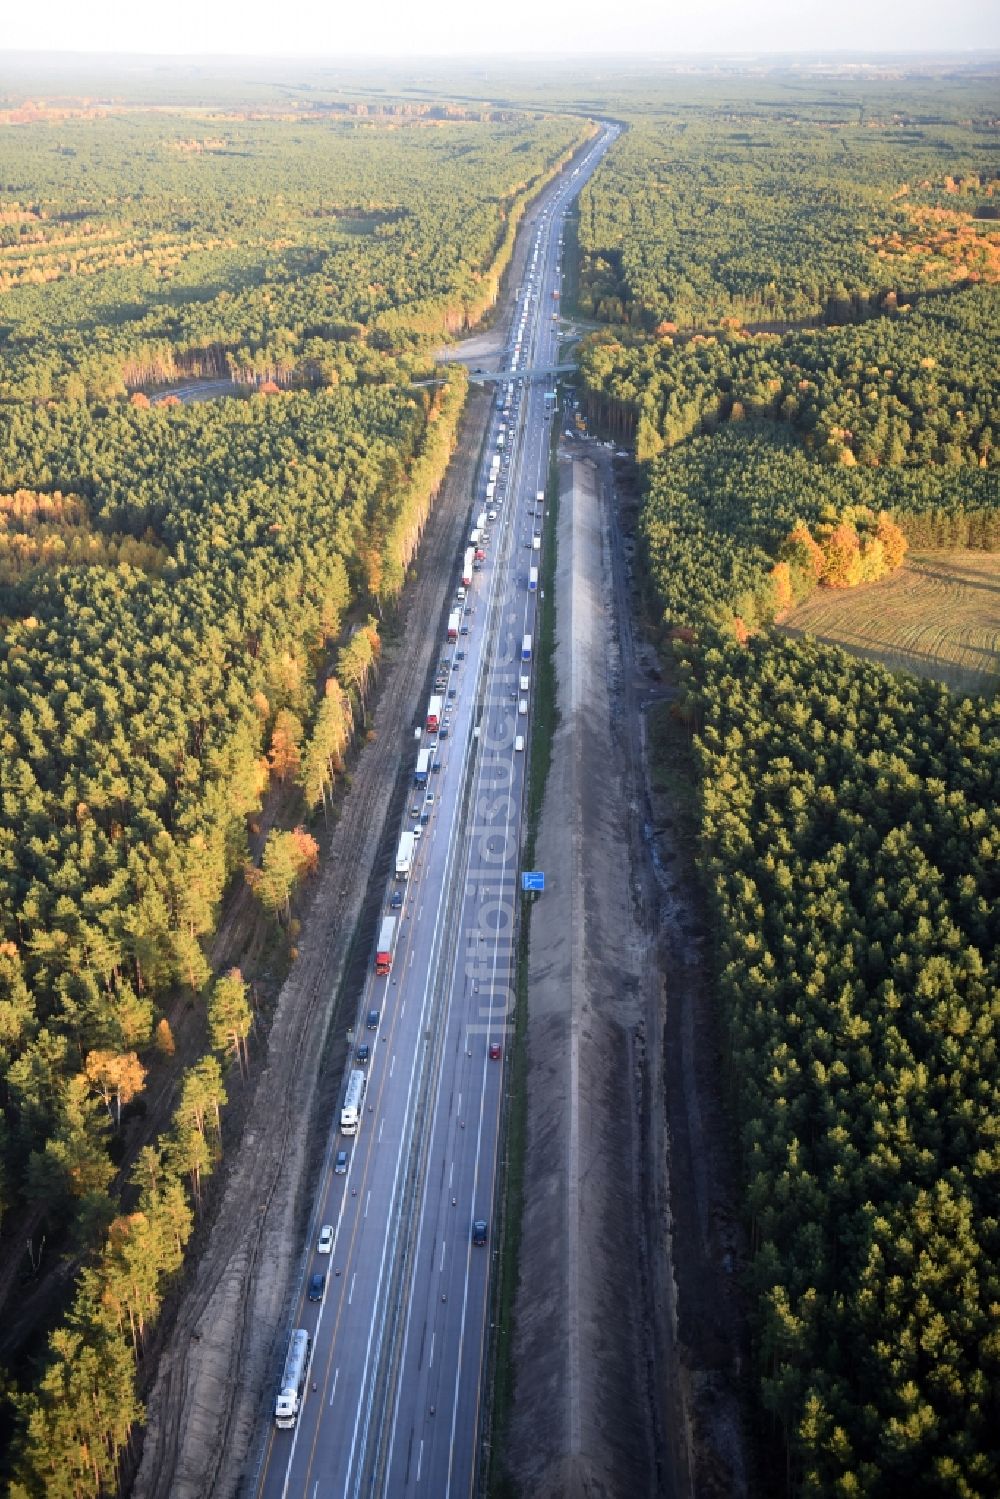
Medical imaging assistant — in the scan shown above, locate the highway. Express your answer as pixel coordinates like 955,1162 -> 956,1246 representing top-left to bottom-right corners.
256,122 -> 618,1499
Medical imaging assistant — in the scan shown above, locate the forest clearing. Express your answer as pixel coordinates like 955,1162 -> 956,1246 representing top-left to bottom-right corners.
781,549 -> 1000,694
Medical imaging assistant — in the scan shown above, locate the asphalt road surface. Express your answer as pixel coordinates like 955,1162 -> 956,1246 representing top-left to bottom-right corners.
257,123 -> 619,1499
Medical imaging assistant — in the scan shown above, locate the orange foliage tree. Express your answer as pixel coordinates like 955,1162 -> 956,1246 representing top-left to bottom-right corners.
821,522 -> 864,588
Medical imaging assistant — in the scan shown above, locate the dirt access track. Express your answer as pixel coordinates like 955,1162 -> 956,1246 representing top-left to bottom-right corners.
130,166 -> 571,1499
504,448 -> 749,1497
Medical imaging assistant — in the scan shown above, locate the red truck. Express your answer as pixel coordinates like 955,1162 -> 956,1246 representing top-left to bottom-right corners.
375,915 -> 396,976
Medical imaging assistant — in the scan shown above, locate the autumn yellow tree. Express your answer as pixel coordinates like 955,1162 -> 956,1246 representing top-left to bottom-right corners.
84,1049 -> 147,1129
268,709 -> 304,783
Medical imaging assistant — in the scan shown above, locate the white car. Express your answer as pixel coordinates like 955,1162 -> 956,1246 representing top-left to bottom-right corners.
317,1224 -> 334,1255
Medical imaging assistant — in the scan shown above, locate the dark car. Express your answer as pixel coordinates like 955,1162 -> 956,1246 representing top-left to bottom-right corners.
308,1271 -> 326,1302
432,758 -> 442,772
390,890 -> 403,910
460,626 -> 469,636
366,1008 -> 380,1030
334,1149 -> 348,1174
355,1043 -> 370,1065
456,651 -> 465,661
439,726 -> 449,740
448,688 -> 457,699
472,1219 -> 488,1247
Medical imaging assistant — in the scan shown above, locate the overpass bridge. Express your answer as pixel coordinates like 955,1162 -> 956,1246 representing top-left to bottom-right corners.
466,362 -> 576,384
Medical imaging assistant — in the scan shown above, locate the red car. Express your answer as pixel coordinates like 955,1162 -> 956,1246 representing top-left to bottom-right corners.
489,1041 -> 502,1061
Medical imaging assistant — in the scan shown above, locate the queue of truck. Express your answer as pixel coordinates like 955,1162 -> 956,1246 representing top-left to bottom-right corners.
273,150 -> 557,1435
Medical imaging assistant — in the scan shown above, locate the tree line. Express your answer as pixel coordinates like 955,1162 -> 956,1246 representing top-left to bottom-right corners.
0,111 -> 591,403
578,90 -> 999,1495
0,100 -> 591,1493
574,106 -> 998,330
578,285 -> 998,470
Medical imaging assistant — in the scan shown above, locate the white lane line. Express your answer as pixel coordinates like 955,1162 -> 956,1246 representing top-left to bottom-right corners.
364,1190 -> 371,1219
416,1440 -> 424,1484
378,1117 -> 385,1143
429,1331 -> 435,1369
329,1367 -> 339,1407
418,904 -> 424,920
390,1055 -> 396,1079
349,1273 -> 357,1306
376,165 -> 594,1494
400,999 -> 406,1018
448,1159 -> 454,1189
342,606 -> 496,1499
409,949 -> 415,968
439,1239 -> 446,1272
457,1092 -> 462,1117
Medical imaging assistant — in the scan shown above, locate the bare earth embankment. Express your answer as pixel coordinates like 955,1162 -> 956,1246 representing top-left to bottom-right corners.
506,443 -> 751,1499
782,549 -> 1000,694
508,454 -> 669,1498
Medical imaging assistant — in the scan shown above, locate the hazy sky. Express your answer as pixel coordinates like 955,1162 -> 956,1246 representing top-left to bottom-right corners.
4,0 -> 999,58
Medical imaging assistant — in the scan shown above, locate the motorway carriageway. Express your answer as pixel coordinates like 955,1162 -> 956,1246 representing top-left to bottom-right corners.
256,123 -> 619,1499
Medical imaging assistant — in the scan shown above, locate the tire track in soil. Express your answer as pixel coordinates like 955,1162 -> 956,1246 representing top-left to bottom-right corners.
131,384 -> 492,1499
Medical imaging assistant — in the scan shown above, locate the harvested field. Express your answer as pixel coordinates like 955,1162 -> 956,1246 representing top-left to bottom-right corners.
781,549 -> 1000,694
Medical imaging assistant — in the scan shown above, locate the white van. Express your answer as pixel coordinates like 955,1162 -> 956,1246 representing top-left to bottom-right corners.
518,698 -> 528,716
456,586 -> 466,601
532,536 -> 541,552
514,735 -> 525,753
519,674 -> 530,691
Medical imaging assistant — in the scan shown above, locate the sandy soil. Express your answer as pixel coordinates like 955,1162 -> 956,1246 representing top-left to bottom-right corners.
505,442 -> 751,1499
507,454 -> 668,1498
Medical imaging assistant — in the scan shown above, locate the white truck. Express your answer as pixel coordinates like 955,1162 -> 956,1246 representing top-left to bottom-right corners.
341,1068 -> 367,1134
529,565 -> 538,592
462,548 -> 474,586
274,1328 -> 311,1428
476,511 -> 487,531
396,829 -> 416,878
519,673 -> 530,692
